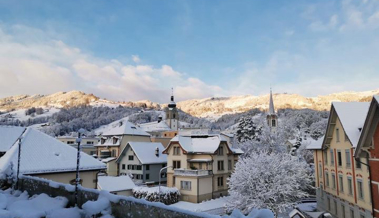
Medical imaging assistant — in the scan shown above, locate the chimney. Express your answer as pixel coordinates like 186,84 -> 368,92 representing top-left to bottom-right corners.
155,147 -> 159,157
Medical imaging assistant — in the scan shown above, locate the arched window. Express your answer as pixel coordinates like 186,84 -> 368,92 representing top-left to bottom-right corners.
272,119 -> 276,127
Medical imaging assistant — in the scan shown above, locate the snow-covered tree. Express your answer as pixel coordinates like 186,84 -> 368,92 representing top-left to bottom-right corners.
236,116 -> 261,143
227,150 -> 313,216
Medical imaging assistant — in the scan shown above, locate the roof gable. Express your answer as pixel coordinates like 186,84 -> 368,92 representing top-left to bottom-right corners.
117,142 -> 167,164
102,120 -> 150,137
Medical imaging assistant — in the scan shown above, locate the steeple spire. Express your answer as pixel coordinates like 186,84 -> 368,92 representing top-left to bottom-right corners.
269,87 -> 275,115
168,87 -> 176,108
171,87 -> 174,102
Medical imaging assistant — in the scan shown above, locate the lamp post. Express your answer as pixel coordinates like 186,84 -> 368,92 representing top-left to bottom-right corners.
74,128 -> 86,206
158,165 -> 172,201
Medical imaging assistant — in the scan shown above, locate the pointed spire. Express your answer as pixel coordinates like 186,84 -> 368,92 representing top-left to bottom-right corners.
171,87 -> 174,102
168,87 -> 176,108
269,87 -> 275,115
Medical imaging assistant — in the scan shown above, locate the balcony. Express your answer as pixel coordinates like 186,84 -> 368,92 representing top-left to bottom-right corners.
174,169 -> 212,176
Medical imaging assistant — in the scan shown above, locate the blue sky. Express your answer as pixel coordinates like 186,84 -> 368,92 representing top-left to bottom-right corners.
0,0 -> 378,102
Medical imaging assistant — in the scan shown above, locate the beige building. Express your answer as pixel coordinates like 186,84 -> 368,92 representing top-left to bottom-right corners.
57,136 -> 99,156
163,131 -> 243,203
0,128 -> 106,189
309,102 -> 372,218
95,120 -> 151,176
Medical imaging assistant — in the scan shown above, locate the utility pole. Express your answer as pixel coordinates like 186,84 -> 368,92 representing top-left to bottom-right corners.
16,138 -> 22,190
75,128 -> 86,206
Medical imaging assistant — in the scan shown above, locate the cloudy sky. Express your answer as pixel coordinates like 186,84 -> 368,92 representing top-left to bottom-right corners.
0,0 -> 378,103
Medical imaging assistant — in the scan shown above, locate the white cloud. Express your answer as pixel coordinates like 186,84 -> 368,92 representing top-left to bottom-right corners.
0,24 -> 223,103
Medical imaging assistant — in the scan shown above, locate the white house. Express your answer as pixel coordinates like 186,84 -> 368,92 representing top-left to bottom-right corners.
116,142 -> 167,184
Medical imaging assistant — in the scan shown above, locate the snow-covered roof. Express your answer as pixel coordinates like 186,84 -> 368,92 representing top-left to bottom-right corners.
0,126 -> 26,152
0,128 -> 106,175
138,121 -> 172,133
167,134 -> 232,154
101,157 -> 116,163
100,119 -> 150,137
305,137 -> 324,150
97,176 -> 135,192
231,148 -> 244,154
118,142 -> 167,164
333,102 -> 370,147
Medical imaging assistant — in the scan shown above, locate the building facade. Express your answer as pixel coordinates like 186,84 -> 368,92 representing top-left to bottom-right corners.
57,136 -> 99,156
356,96 -> 379,218
311,102 -> 372,218
163,131 -> 243,203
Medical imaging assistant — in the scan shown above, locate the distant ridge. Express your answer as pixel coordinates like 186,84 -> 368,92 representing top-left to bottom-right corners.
1,89 -> 378,119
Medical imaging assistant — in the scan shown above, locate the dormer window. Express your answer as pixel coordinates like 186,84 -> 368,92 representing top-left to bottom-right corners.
101,138 -> 105,144
218,146 -> 224,156
173,147 -> 180,155
113,137 -> 118,144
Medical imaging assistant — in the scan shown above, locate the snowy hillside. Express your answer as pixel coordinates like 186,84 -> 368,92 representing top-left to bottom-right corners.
1,89 -> 378,120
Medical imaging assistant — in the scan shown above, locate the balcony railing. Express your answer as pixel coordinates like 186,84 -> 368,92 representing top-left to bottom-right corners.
174,169 -> 212,176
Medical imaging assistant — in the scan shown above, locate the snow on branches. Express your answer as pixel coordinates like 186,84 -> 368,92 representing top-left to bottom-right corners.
227,150 -> 313,215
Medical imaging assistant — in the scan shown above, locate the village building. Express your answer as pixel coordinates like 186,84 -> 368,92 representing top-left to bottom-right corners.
355,96 -> 379,218
116,142 -> 167,184
0,127 -> 106,189
309,102 -> 372,218
95,120 -> 151,176
57,136 -> 99,156
266,88 -> 278,131
97,175 -> 135,196
163,130 -> 243,203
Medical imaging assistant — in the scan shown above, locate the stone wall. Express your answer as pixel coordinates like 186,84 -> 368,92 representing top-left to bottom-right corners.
12,176 -> 215,218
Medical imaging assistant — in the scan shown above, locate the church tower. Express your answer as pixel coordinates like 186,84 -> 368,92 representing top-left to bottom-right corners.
266,88 -> 278,131
165,88 -> 179,130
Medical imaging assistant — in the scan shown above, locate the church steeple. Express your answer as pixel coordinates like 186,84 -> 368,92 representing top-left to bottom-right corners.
268,88 -> 275,115
168,87 -> 176,109
165,88 -> 179,130
266,87 -> 278,130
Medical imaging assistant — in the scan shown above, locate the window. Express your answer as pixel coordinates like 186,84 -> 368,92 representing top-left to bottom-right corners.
173,147 -> 180,155
136,165 -> 142,170
129,155 -> 134,161
319,164 -> 322,178
341,204 -> 345,218
111,150 -> 116,157
272,119 -> 276,127
324,150 -> 328,165
326,172 -> 330,187
332,173 -> 336,189
173,160 -> 181,169
345,149 -> 351,168
113,137 -> 118,144
350,208 -> 354,218
339,175 -> 344,192
336,128 -> 340,142
87,141 -> 94,145
146,165 -> 150,170
127,165 -> 131,170
135,174 -> 143,180
217,177 -> 224,187
356,158 -> 362,169
331,150 -> 335,166
338,151 -> 342,167
180,181 -> 191,190
228,160 -> 232,170
358,181 -> 365,199
218,146 -> 224,155
146,174 -> 150,180
218,161 -> 224,171
334,200 -> 338,215
122,164 -> 125,170
320,184 -> 324,198
348,177 -> 353,195
173,176 -> 176,186
67,141 -> 74,144
327,197 -> 330,210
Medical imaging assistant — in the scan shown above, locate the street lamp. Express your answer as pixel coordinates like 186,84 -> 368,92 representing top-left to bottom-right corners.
74,128 -> 86,206
158,165 -> 172,201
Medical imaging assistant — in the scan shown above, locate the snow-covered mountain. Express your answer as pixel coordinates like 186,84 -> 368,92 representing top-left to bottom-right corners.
1,89 -> 378,119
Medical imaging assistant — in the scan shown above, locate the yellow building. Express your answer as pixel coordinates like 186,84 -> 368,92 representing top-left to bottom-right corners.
57,136 -> 99,156
163,130 -> 243,203
310,102 -> 372,218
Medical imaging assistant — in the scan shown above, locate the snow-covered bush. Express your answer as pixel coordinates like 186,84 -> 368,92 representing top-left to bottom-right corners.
132,186 -> 180,205
227,150 -> 313,216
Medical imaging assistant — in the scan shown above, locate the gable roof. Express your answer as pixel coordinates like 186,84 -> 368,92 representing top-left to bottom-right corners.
0,128 -> 106,175
117,142 -> 167,164
101,120 -> 150,137
138,121 -> 172,133
355,96 -> 379,157
0,126 -> 26,152
333,102 -> 370,147
304,136 -> 324,150
164,134 -> 240,154
98,176 -> 135,192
